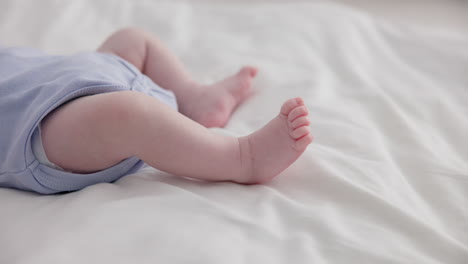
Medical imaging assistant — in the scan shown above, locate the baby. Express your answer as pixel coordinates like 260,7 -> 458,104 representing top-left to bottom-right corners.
0,28 -> 313,194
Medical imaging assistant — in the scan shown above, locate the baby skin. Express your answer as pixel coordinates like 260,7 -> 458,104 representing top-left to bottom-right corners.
41,28 -> 313,184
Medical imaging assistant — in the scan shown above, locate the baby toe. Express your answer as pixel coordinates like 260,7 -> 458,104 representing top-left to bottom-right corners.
290,125 -> 311,139
239,66 -> 258,78
288,105 -> 308,122
294,134 -> 314,152
280,97 -> 304,117
290,116 -> 310,129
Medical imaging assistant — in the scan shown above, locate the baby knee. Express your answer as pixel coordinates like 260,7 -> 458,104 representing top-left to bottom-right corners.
115,27 -> 148,38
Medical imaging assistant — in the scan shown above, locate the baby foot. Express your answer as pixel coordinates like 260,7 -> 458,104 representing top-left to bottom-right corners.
236,98 -> 313,184
185,66 -> 258,128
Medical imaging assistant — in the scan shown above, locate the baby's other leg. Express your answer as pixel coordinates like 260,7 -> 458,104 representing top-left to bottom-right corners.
98,27 -> 257,128
41,91 -> 312,183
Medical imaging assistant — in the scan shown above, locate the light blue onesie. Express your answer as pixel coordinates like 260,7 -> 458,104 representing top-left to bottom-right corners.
0,46 -> 177,194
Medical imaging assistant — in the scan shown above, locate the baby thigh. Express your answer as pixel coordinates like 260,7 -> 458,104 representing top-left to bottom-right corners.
40,91 -> 143,173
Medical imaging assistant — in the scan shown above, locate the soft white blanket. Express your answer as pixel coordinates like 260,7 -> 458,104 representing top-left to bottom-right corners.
1,1 -> 467,263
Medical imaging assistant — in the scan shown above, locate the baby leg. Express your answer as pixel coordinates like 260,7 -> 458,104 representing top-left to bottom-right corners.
98,27 -> 257,128
41,91 -> 312,183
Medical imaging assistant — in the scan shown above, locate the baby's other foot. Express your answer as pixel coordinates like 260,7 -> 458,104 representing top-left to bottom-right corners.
236,97 -> 313,184
185,66 -> 257,128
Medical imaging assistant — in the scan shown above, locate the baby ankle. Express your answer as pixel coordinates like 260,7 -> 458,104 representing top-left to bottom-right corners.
235,136 -> 256,184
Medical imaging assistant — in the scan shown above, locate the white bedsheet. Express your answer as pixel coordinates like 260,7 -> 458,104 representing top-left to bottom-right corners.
1,1 -> 467,263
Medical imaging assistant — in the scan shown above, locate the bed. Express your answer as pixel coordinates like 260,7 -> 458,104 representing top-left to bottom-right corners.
1,0 -> 467,263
